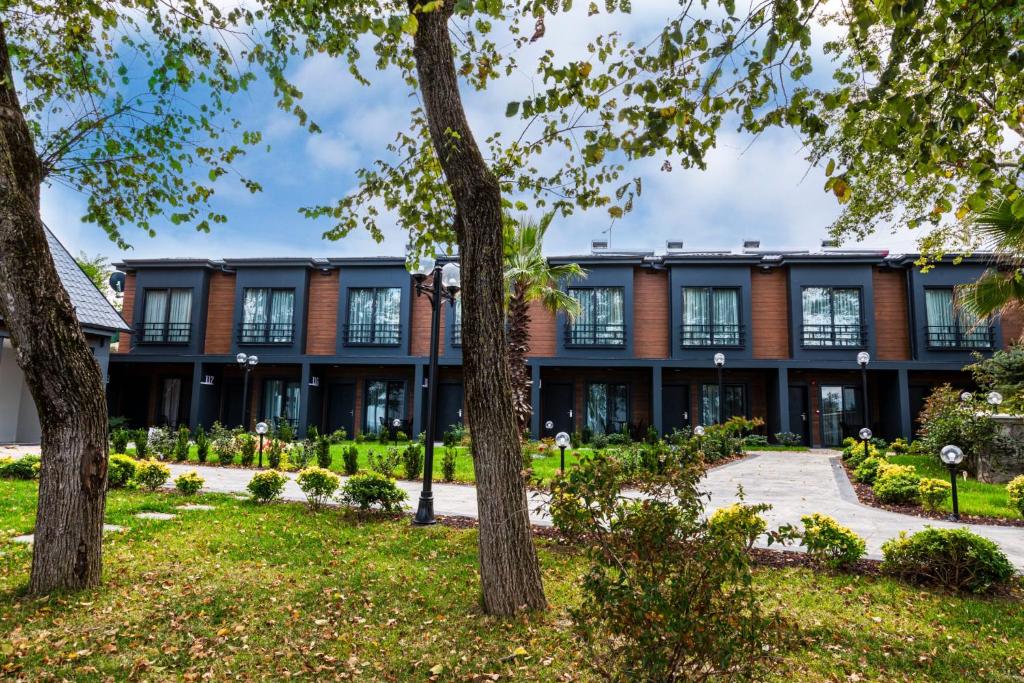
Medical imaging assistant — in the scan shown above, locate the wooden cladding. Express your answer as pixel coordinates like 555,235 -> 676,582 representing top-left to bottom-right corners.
1003,306 -> 1024,346
526,300 -> 556,357
633,267 -> 670,358
116,273 -> 136,353
203,271 -> 236,354
872,268 -> 910,360
410,284 -> 443,357
306,270 -> 340,355
750,267 -> 790,359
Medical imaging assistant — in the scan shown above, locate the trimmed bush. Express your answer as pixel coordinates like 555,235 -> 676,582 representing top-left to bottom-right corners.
882,527 -> 1015,592
368,448 -> 401,478
339,472 -> 407,512
267,439 -> 284,469
175,471 -> 204,495
774,431 -> 803,447
148,427 -> 175,460
328,428 -> 348,444
195,426 -> 209,463
316,436 -> 332,469
800,513 -> 866,570
297,466 -> 340,510
708,503 -> 768,550
134,461 -> 171,491
918,478 -> 952,511
852,456 -> 886,485
239,434 -> 256,467
247,470 -> 287,503
276,420 -> 295,443
110,428 -> 131,454
743,434 -> 769,448
845,442 -> 882,469
591,433 -> 609,450
108,454 -> 137,488
210,422 -> 235,465
172,425 -> 191,462
1007,475 -> 1024,518
873,463 -> 921,505
133,428 -> 150,459
0,455 -> 40,480
441,447 -> 457,482
401,443 -> 423,480
890,438 -> 911,455
341,445 -> 359,476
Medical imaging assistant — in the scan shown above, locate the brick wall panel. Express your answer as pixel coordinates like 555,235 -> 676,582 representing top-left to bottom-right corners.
1002,306 -> 1023,347
633,267 -> 669,358
116,273 -> 136,352
751,267 -> 790,359
526,300 -> 556,357
873,267 -> 911,360
410,283 -> 444,357
204,271 -> 236,354
306,270 -> 340,355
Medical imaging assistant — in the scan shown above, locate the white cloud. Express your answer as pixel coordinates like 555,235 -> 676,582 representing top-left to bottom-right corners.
305,133 -> 358,171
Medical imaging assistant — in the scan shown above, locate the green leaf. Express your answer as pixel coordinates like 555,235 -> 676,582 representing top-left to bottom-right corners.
1011,195 -> 1024,220
825,159 -> 835,177
505,101 -> 520,118
402,13 -> 418,35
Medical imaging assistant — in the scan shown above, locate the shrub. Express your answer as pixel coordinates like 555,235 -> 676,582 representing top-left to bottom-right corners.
238,434 -> 256,467
800,513 -> 866,570
606,432 -> 631,447
107,454 -> 137,488
316,436 -> 332,469
708,503 -> 768,550
591,433 -> 609,449
967,345 -> 1024,415
395,430 -> 409,442
443,422 -> 467,447
266,439 -> 284,469
1006,475 -> 1024,517
401,443 -> 423,480
354,433 -> 366,444
148,427 -> 175,461
916,385 -> 998,473
890,437 -> 911,455
845,442 -> 882,469
853,456 -> 886,485
133,429 -> 150,459
743,434 -> 769,448
110,428 -> 131,454
695,416 -> 763,462
645,425 -> 659,444
368,448 -> 401,478
328,428 -> 348,444
342,445 -> 359,476
276,420 -> 295,443
441,447 -> 457,482
774,431 -> 803,447
918,478 -> 952,511
292,439 -> 314,470
0,455 -> 41,480
881,527 -> 1015,592
305,424 -> 319,442
547,449 -> 782,681
339,472 -> 407,512
134,461 -> 171,491
869,437 -> 889,453
209,422 -> 235,465
172,425 -> 190,462
297,466 -> 340,510
175,471 -> 204,495
195,426 -> 209,463
247,470 -> 288,503
873,464 -> 921,505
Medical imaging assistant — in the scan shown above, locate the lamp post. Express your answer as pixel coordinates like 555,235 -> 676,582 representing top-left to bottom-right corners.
255,421 -> 269,468
555,431 -> 571,474
939,444 -> 965,521
408,256 -> 461,526
857,351 -> 870,431
694,425 -> 705,451
859,426 -> 872,462
236,352 -> 259,430
713,353 -> 726,425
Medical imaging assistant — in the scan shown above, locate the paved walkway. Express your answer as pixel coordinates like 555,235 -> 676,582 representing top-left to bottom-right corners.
166,450 -> 1024,570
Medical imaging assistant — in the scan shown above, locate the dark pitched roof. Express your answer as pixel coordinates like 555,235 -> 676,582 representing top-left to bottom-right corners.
45,228 -> 130,333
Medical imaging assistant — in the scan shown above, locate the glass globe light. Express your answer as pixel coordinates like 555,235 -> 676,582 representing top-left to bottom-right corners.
857,351 -> 870,366
987,391 -> 1003,406
694,426 -> 705,437
859,427 -> 873,441
441,262 -> 461,290
939,444 -> 964,466
555,432 -> 571,449
713,353 -> 725,367
255,421 -> 269,435
247,355 -> 258,366
960,391 -> 973,403
236,352 -> 247,365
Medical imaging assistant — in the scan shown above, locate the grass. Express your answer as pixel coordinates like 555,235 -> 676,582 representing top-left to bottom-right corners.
889,454 -> 1020,520
1,479 -> 1022,681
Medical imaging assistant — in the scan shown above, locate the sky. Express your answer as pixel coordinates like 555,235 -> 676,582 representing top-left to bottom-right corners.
41,2 -> 923,266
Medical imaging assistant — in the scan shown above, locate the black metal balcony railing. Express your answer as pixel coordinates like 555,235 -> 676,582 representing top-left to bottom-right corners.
237,322 -> 294,345
800,323 -> 866,349
137,322 -> 191,344
680,323 -> 744,348
344,323 -> 401,346
451,323 -> 462,347
926,324 -> 994,350
564,323 -> 627,347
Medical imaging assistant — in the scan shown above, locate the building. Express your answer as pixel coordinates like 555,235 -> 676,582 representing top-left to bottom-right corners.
0,229 -> 129,444
106,244 -> 1023,447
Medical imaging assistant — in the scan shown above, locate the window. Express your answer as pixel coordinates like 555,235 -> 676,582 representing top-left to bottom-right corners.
364,380 -> 407,434
141,288 -> 192,343
567,287 -> 625,346
241,288 -> 295,344
451,298 -> 462,346
801,287 -> 863,347
585,383 -> 629,435
681,287 -> 741,346
159,378 -> 183,427
819,385 -> 861,446
262,379 -> 300,429
925,288 -> 993,349
346,288 -> 402,345
699,384 -> 747,425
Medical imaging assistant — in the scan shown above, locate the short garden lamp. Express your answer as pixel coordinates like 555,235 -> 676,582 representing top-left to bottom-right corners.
555,431 -> 571,474
960,391 -> 973,403
987,391 -> 1003,408
255,421 -> 269,468
392,417 -> 402,445
939,445 -> 965,521
694,425 -> 705,451
859,427 -> 872,462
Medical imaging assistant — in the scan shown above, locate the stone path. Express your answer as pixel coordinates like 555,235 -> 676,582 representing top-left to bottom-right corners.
11,524 -> 126,545
164,452 -> 1024,570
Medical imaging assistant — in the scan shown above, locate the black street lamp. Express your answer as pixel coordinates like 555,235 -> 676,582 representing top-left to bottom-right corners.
857,351 -> 870,430
236,352 -> 259,430
939,444 -> 965,521
408,256 -> 461,526
555,431 -> 571,474
714,353 -> 726,425
255,421 -> 269,468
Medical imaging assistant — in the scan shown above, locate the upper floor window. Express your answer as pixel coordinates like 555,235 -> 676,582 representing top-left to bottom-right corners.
141,288 -> 192,343
451,298 -> 462,347
346,288 -> 401,346
925,288 -> 993,349
681,287 -> 742,347
801,287 -> 864,348
567,287 -> 625,347
240,288 -> 294,344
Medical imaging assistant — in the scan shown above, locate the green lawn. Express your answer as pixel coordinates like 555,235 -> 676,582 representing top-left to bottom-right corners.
888,454 -> 1020,520
1,480 -> 1022,681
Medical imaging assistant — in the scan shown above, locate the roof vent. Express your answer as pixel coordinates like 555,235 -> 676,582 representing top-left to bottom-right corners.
591,239 -> 609,252
665,240 -> 685,251
743,239 -> 760,250
821,239 -> 840,249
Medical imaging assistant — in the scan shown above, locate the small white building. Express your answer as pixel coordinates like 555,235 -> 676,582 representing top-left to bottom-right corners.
0,229 -> 129,444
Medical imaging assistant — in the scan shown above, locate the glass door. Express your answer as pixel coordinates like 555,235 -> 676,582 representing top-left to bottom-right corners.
820,385 -> 860,446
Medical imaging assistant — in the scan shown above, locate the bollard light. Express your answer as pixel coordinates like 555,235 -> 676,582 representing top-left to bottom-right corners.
939,444 -> 965,521
555,431 -> 571,474
255,421 -> 269,468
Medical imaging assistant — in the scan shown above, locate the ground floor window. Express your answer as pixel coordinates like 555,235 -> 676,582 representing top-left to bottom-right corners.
699,384 -> 747,425
364,380 -> 406,435
160,378 -> 182,428
262,379 -> 300,429
586,382 -> 629,435
819,385 -> 861,446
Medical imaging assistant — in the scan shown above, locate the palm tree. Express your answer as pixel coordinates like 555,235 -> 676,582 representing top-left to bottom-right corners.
504,214 -> 586,433
957,200 -> 1024,342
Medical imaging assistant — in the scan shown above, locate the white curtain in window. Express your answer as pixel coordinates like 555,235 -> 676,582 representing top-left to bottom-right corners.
269,290 -> 294,342
263,380 -> 283,422
713,289 -> 739,344
595,288 -> 624,344
243,289 -> 268,327
364,380 -> 386,432
283,381 -> 300,422
143,290 -> 168,341
348,289 -> 373,342
925,289 -> 955,346
377,288 -> 401,326
682,287 -> 709,345
833,289 -> 861,345
586,383 -> 607,434
168,289 -> 191,342
161,378 -> 181,427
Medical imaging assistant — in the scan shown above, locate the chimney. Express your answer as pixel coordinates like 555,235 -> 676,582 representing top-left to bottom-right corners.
821,239 -> 840,249
665,240 -> 685,252
742,239 -> 760,250
591,239 -> 609,253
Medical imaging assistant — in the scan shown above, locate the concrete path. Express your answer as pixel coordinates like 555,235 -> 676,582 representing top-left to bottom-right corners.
165,451 -> 1024,570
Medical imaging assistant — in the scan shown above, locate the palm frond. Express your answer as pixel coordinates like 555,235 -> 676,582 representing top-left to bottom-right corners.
957,269 -> 1024,319
969,200 -> 1024,263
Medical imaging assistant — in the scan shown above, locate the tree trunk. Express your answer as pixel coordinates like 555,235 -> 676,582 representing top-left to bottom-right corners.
507,281 -> 532,434
409,2 -> 547,615
0,22 -> 109,594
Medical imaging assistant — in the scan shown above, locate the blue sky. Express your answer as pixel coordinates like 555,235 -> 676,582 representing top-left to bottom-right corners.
42,2 -> 921,264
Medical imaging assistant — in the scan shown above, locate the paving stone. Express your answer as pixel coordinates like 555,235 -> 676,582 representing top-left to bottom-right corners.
134,512 -> 176,521
176,504 -> 215,511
